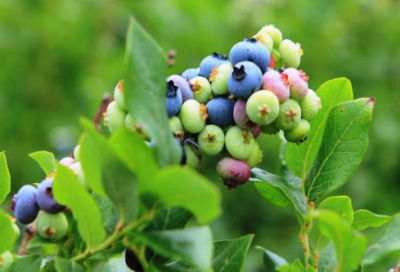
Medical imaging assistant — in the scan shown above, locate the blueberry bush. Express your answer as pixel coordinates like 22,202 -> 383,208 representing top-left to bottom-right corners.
0,16 -> 398,272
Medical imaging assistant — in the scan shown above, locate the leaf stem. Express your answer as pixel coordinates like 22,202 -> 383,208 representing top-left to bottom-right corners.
71,211 -> 154,262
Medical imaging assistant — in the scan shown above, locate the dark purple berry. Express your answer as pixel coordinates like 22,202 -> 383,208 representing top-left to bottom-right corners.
217,157 -> 251,190
36,178 -> 66,214
125,248 -> 144,272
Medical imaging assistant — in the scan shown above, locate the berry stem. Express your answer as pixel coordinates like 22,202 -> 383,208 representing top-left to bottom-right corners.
18,222 -> 37,256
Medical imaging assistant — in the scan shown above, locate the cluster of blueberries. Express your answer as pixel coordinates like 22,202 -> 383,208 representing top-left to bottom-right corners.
107,25 -> 321,190
10,148 -> 84,237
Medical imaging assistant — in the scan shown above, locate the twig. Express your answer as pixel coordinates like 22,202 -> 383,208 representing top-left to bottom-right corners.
93,93 -> 114,131
18,222 -> 37,256
394,259 -> 400,272
167,49 -> 177,68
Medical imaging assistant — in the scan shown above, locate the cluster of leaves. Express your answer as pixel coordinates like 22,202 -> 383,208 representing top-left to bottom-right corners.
0,16 -> 399,272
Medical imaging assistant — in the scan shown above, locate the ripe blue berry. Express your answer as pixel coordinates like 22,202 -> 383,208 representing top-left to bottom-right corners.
106,101 -> 126,133
36,178 -> 65,214
273,99 -> 301,131
300,89 -> 321,121
206,96 -> 235,127
179,100 -> 207,133
227,61 -> 263,99
262,70 -> 290,104
230,38 -> 270,73
166,80 -> 183,118
198,125 -> 225,156
181,68 -> 200,80
284,119 -> 310,144
210,63 -> 232,96
217,157 -> 250,190
114,80 -> 127,110
225,126 -> 255,160
11,185 -> 39,225
282,68 -> 309,101
199,52 -> 229,80
246,90 -> 280,125
167,75 -> 194,102
190,76 -> 212,104
233,99 -> 259,130
37,212 -> 68,241
279,39 -> 303,68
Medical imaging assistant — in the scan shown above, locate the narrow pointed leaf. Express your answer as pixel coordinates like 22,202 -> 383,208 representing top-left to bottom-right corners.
309,196 -> 353,254
250,168 -> 307,218
285,78 -> 353,180
305,98 -> 374,201
8,255 -> 43,272
139,226 -> 213,272
29,151 -> 56,175
363,213 -> 400,265
212,235 -> 254,272
279,135 -> 302,188
53,164 -> 105,248
123,16 -> 180,167
0,152 -> 10,205
352,209 -> 391,231
256,246 -> 287,272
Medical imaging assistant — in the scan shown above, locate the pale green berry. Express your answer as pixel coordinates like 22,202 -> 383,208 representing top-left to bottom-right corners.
300,89 -> 322,121
225,126 -> 255,160
106,101 -> 126,133
210,63 -> 232,95
37,212 -> 68,241
69,162 -> 87,189
125,113 -> 146,137
273,99 -> 301,131
246,141 -> 262,169
284,119 -> 310,144
184,144 -> 201,169
261,123 -> 280,135
73,145 -> 81,162
179,100 -> 207,133
198,125 -> 225,156
0,251 -> 14,272
246,90 -> 280,125
114,80 -> 127,110
190,76 -> 212,104
279,39 -> 303,68
258,25 -> 283,48
169,116 -> 184,139
254,33 -> 273,52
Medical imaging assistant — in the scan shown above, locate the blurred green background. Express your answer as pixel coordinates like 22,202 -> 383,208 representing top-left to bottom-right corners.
1,0 -> 400,271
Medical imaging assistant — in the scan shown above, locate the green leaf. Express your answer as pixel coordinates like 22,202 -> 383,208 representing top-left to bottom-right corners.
139,226 -> 213,272
109,129 -> 159,192
255,246 -> 287,272
53,164 -> 106,248
285,78 -> 353,180
29,151 -> 56,175
250,168 -> 307,219
54,257 -> 86,272
277,259 -> 305,272
309,196 -> 353,254
143,165 -> 221,224
279,135 -> 302,188
352,209 -> 391,231
314,210 -> 367,271
363,213 -> 400,265
318,243 -> 336,272
145,207 -> 192,231
305,97 -> 374,201
0,152 -> 10,205
26,236 -> 67,257
8,255 -> 43,272
0,210 -> 18,254
123,16 -> 180,167
212,235 -> 254,272
81,119 -> 139,224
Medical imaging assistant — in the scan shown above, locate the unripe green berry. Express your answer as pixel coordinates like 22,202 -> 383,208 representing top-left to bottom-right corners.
184,143 -> 201,169
279,40 -> 303,68
73,145 -> 81,162
125,113 -> 146,137
69,162 -> 87,189
0,251 -> 13,272
13,222 -> 20,239
37,212 -> 68,241
246,90 -> 280,125
198,125 -> 225,156
246,141 -> 262,169
271,49 -> 281,62
258,25 -> 282,48
273,99 -> 301,131
179,100 -> 207,133
190,77 -> 212,104
210,63 -> 232,95
225,126 -> 255,160
106,101 -> 126,134
114,80 -> 127,110
284,119 -> 310,144
261,123 -> 280,135
300,89 -> 321,121
169,116 -> 184,139
253,33 -> 273,52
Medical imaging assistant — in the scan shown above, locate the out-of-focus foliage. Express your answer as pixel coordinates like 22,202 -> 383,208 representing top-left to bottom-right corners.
1,0 -> 399,271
